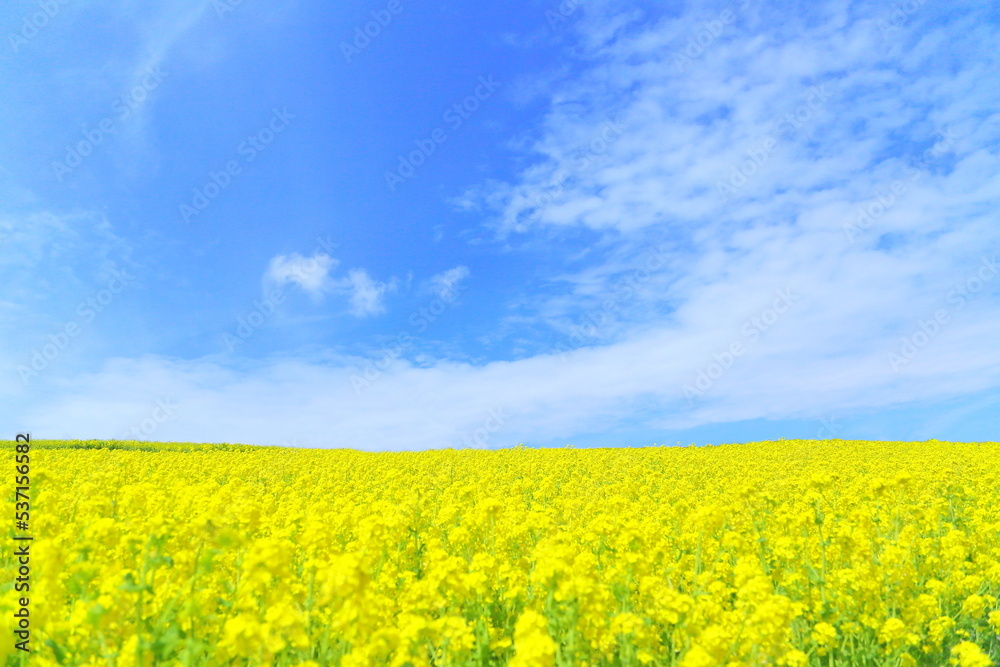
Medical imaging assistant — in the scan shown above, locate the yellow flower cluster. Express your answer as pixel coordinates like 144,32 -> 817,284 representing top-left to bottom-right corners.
1,438 -> 998,666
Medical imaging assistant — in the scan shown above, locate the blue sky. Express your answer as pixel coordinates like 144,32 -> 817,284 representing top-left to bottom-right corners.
2,0 -> 998,450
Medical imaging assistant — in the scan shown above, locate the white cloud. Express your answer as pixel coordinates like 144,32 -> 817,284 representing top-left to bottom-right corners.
9,302 -> 1000,449
338,269 -> 396,317
427,266 -> 470,298
264,252 -> 338,296
263,253 -> 397,317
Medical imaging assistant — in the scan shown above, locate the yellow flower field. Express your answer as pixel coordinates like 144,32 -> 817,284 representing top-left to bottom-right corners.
2,439 -> 998,666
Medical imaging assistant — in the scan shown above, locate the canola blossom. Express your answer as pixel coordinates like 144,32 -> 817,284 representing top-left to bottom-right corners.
1,439 -> 998,666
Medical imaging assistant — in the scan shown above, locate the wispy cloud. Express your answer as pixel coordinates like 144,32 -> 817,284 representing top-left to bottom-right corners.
337,269 -> 396,317
264,252 -> 338,296
0,209 -> 136,317
262,251 -> 397,318
426,265 -> 470,298
453,0 -> 1000,410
